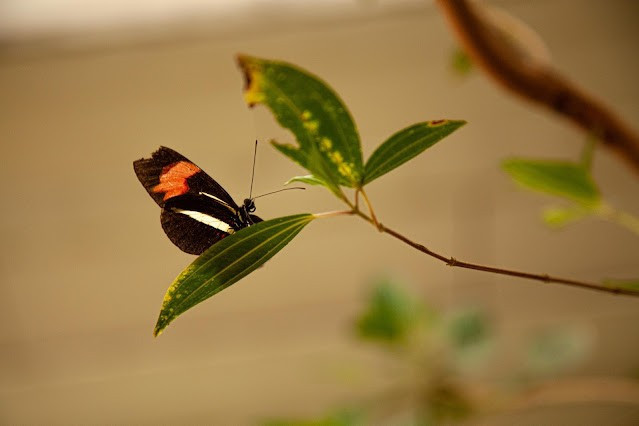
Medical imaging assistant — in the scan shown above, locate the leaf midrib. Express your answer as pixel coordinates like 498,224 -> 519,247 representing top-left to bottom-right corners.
365,125 -> 449,182
167,216 -> 311,313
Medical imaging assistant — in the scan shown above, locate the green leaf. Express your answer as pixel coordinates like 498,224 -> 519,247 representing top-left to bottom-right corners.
447,309 -> 490,350
445,308 -> 493,369
363,120 -> 466,184
502,158 -> 600,207
284,174 -> 326,187
603,278 -> 639,293
356,280 -> 420,344
263,408 -> 365,426
451,47 -> 473,76
154,214 -> 314,336
526,326 -> 592,375
542,206 -> 588,228
238,55 -> 363,192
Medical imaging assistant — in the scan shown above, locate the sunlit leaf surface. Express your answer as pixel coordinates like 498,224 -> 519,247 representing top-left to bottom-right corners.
238,55 -> 363,192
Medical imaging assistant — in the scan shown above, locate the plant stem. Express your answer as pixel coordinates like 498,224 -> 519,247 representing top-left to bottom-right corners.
313,209 -> 355,219
347,205 -> 638,297
382,222 -> 638,296
360,188 -> 381,230
595,203 -> 639,236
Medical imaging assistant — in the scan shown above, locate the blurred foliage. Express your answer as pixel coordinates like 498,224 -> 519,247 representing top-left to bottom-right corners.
525,326 -> 592,377
447,308 -> 490,351
356,280 -> 424,343
265,408 -> 366,426
501,158 -> 600,208
603,278 -> 639,292
268,279 -> 594,425
541,206 -> 587,229
451,47 -> 474,76
502,139 -> 639,289
502,138 -> 639,238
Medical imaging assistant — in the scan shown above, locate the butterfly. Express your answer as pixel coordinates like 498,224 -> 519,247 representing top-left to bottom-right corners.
133,146 -> 263,255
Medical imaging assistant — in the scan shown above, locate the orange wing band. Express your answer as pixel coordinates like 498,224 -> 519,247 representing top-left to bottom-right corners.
152,161 -> 201,201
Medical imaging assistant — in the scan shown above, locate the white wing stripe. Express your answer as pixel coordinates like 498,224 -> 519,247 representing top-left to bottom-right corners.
174,209 -> 235,234
199,192 -> 237,213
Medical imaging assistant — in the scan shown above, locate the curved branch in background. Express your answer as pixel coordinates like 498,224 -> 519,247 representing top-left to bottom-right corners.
436,0 -> 639,175
509,377 -> 639,409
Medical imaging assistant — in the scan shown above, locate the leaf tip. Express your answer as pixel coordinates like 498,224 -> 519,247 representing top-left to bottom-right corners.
236,54 -> 264,107
153,322 -> 164,337
500,158 -> 516,171
153,314 -> 171,337
426,119 -> 467,129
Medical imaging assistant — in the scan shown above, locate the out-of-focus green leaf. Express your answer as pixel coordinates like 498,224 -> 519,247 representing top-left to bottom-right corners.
502,158 -> 600,207
363,120 -> 466,185
264,408 -> 365,426
447,309 -> 490,350
285,174 -> 326,187
451,47 -> 473,76
446,308 -> 493,370
356,280 -> 420,343
542,206 -> 587,228
238,55 -> 363,194
154,214 -> 314,336
603,278 -> 639,293
526,326 -> 593,375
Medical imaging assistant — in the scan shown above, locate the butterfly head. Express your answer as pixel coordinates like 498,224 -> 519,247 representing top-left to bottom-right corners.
243,198 -> 256,214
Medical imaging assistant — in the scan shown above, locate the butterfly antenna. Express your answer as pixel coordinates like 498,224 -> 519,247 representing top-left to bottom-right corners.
249,140 -> 258,199
253,187 -> 305,200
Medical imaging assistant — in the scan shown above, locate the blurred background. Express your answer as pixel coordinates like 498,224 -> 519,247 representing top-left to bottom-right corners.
1,0 -> 638,424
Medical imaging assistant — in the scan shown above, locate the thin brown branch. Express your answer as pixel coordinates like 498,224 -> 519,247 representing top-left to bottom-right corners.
349,207 -> 637,297
506,377 -> 639,409
378,222 -> 638,297
436,0 -> 639,175
459,376 -> 639,417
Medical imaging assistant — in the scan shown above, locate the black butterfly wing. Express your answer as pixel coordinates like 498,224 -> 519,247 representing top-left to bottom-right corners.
133,146 -> 238,209
160,193 -> 242,255
134,147 -> 246,255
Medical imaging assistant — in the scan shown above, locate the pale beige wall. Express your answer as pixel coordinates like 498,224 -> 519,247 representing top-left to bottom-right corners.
1,0 -> 638,423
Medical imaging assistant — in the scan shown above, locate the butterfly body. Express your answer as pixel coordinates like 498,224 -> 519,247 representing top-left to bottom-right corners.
133,146 -> 262,255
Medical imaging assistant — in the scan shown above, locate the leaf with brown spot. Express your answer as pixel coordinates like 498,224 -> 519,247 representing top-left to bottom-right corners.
363,120 -> 466,184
